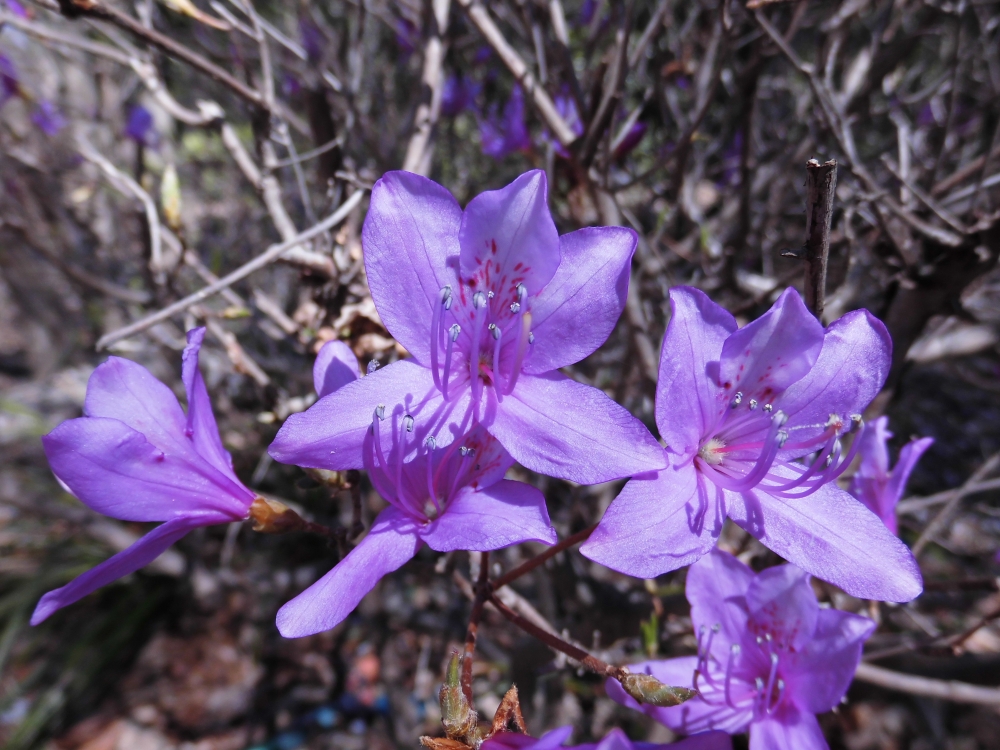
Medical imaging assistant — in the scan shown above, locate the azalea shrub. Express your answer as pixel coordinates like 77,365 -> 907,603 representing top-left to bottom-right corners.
2,1 -> 1000,750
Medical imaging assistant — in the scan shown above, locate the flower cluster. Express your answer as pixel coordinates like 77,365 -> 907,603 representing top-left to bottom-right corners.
32,170 -> 925,748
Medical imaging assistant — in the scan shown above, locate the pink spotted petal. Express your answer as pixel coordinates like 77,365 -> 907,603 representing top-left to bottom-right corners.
685,547 -> 753,655
744,564 -> 818,652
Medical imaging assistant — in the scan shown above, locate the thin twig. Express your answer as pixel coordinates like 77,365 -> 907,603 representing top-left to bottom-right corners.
912,451 -> 1000,556
456,0 -> 577,146
897,477 -> 1000,514
493,525 -> 596,590
853,663 -> 1000,705
579,1 -> 633,167
802,159 -> 838,319
95,190 -> 364,350
461,551 -> 490,705
402,0 -> 451,175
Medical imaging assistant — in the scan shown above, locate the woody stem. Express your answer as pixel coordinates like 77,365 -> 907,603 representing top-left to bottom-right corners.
461,550 -> 490,704
492,524 -> 596,590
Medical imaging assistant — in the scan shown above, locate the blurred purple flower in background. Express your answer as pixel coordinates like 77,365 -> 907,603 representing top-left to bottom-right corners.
270,170 -> 666,485
479,85 -> 532,159
583,286 -> 923,602
124,104 -> 157,148
2,0 -> 28,18
849,416 -> 933,534
395,17 -> 420,58
441,74 -> 481,117
299,17 -> 325,63
484,725 -> 732,749
30,99 -> 64,135
612,120 -> 648,161
32,328 -> 256,624
0,53 -> 19,105
607,549 -> 876,750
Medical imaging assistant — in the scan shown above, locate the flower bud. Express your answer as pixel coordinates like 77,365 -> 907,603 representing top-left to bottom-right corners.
439,652 -> 480,743
618,672 -> 697,708
160,163 -> 182,232
247,496 -> 308,534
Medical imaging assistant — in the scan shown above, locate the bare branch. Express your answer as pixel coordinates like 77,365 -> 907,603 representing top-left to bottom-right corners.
803,159 -> 838,319
854,663 -> 1000,706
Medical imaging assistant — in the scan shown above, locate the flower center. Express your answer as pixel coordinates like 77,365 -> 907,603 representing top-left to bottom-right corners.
429,284 -> 534,405
693,624 -> 787,718
694,390 -> 864,498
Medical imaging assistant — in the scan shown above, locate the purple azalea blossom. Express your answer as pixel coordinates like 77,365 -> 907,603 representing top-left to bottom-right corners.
607,549 -> 876,750
612,121 -> 648,161
849,416 -> 933,534
125,104 -> 157,148
479,85 -> 532,159
441,74 -> 481,117
31,99 -> 65,135
582,286 -> 923,602
32,328 -> 255,625
269,170 -> 666,485
544,90 -> 583,158
276,338 -> 556,637
484,726 -> 731,750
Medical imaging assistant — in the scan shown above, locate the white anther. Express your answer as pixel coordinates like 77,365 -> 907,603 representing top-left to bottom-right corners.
850,414 -> 863,431
756,636 -> 763,645
516,283 -> 527,301
712,623 -> 721,632
777,679 -> 785,690
449,324 -> 461,341
488,291 -> 495,299
403,415 -> 414,432
459,446 -> 476,457
424,436 -> 437,449
731,644 -> 740,655
473,291 -> 487,309
374,404 -> 385,421
528,332 -> 535,344
749,399 -> 758,410
765,633 -> 772,642
439,285 -> 452,303
367,360 -> 381,374
489,323 -> 501,340
763,403 -> 773,413
755,677 -> 764,691
773,410 -> 788,426
732,391 -> 743,407
777,430 -> 789,448
770,652 -> 778,665
510,302 -> 521,313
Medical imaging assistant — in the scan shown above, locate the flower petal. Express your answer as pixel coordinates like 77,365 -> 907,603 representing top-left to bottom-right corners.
420,479 -> 555,552
363,171 -> 463,363
482,726 -> 574,750
490,371 -> 667,484
459,170 -> 560,295
655,287 -> 737,456
726,477 -> 923,602
717,288 -> 824,418
84,356 -> 191,456
270,360 -> 472,470
787,608 -> 875,714
604,657 -> 752,735
314,340 -> 360,398
667,731 -> 735,750
524,227 -> 636,374
181,327 -> 241,483
883,436 -> 934,518
854,416 -> 892,480
30,514 -> 215,625
582,465 -> 723,578
275,507 -> 421,637
42,417 -> 251,521
745,564 -> 818,652
777,309 -> 891,435
685,548 -> 753,654
748,708 -> 827,750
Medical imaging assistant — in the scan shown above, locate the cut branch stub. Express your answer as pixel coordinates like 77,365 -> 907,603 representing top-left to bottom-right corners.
803,158 -> 838,319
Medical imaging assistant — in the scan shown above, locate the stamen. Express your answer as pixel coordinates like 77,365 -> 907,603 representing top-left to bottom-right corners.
748,399 -> 758,411
442,324 -> 460,400
394,414 -> 415,512
510,302 -> 521,313
469,293 -> 488,407
528,332 -> 535,344
490,324 -> 504,399
487,291 -> 495,299
367,360 -> 380,374
732,391 -> 743,407
703,411 -> 788,492
430,286 -> 451,390
424,436 -> 440,514
763,403 -> 773,413
764,653 -> 779,715
504,310 -> 532,396
724,644 -> 740,709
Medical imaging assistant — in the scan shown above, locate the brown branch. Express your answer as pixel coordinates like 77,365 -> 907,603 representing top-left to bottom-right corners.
578,1 -> 633,167
402,0 -> 452,175
802,159 -> 838,319
461,551 -> 490,705
492,524 -> 596,590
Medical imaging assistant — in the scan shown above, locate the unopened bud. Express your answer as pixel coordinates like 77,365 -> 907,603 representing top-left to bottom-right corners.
439,652 -> 480,743
619,672 -> 697,708
160,163 -> 182,232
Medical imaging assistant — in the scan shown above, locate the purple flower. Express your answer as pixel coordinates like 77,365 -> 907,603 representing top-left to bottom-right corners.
607,549 -> 876,750
269,170 -> 666,485
31,99 -> 65,135
395,17 -> 420,58
849,416 -> 932,534
299,18 -> 325,63
582,287 -> 923,602
613,121 -> 648,161
542,90 -> 583,158
276,338 -> 556,637
3,0 -> 28,18
32,328 -> 255,625
479,85 -> 532,159
441,74 -> 481,117
124,104 -> 157,147
483,726 -> 732,750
